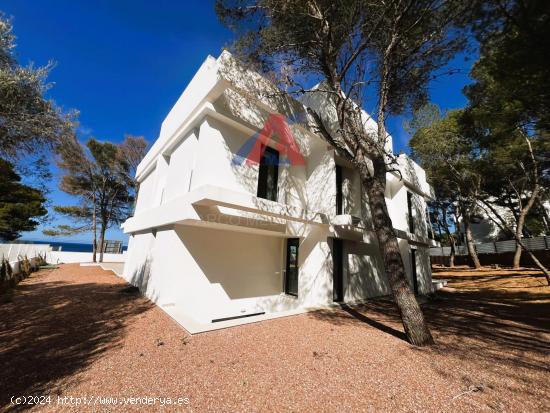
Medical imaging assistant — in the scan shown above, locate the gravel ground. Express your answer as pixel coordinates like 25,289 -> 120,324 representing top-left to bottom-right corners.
1,264 -> 549,413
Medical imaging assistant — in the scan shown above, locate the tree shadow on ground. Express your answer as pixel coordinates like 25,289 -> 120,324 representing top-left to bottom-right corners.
424,288 -> 550,357
309,298 -> 408,342
310,285 -> 549,380
0,275 -> 153,412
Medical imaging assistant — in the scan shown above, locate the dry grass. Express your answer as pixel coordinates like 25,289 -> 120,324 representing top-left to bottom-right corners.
0,264 -> 548,412
433,265 -> 550,297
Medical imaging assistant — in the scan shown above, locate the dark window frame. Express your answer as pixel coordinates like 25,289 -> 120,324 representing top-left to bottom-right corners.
336,164 -> 343,215
407,191 -> 415,234
410,249 -> 418,295
284,238 -> 299,296
257,146 -> 279,202
332,238 -> 344,302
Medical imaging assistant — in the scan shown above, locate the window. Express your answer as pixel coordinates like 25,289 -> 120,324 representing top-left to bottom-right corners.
285,238 -> 299,296
332,238 -> 344,302
410,249 -> 418,294
407,191 -> 415,234
257,146 -> 279,202
426,204 -> 435,240
335,164 -> 343,215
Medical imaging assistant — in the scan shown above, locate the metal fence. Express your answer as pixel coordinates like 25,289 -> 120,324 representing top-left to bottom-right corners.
103,240 -> 123,254
430,235 -> 550,256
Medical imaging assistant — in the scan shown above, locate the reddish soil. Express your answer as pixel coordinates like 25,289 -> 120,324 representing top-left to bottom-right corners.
0,264 -> 548,412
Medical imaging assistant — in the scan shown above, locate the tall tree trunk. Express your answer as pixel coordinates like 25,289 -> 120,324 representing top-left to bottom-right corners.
512,227 -> 523,269
513,184 -> 540,269
463,216 -> 481,269
441,208 -> 455,268
358,158 -> 434,346
91,200 -> 97,263
527,250 -> 550,285
537,199 -> 550,233
98,221 -> 107,263
311,66 -> 433,345
370,79 -> 433,346
448,235 -> 456,268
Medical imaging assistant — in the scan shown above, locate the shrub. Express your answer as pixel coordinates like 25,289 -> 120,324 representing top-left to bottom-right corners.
17,255 -> 32,278
1,258 -> 13,282
0,259 -> 7,284
36,252 -> 48,266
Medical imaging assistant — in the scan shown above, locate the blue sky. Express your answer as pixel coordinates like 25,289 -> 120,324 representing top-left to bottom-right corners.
3,1 -> 475,245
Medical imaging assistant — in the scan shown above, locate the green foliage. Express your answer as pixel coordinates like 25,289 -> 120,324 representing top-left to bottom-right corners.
0,13 -> 75,159
410,108 -> 478,195
403,103 -> 442,136
452,0 -> 550,239
216,0 -> 471,346
0,258 -> 12,284
0,158 -> 47,241
46,135 -> 147,257
467,0 -> 550,134
17,255 -> 31,277
405,1 -> 549,273
217,0 -> 468,115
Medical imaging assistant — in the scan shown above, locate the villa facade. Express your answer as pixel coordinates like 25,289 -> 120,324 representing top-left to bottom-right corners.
121,51 -> 438,332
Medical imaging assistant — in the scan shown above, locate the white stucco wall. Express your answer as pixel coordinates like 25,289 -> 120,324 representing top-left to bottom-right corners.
48,251 -> 126,264
165,130 -> 198,201
343,239 -> 390,301
124,225 -> 287,322
386,174 -> 429,239
134,167 -> 157,213
122,51 -> 437,329
306,147 -> 336,215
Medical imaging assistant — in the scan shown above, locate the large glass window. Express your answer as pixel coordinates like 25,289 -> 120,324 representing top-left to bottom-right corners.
257,146 -> 279,202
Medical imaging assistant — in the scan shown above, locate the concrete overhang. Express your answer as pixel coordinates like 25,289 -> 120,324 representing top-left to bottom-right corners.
394,228 -> 439,247
122,185 -> 330,235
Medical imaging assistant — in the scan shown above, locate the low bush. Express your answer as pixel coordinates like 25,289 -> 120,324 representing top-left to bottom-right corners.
0,254 -> 44,295
1,258 -> 13,284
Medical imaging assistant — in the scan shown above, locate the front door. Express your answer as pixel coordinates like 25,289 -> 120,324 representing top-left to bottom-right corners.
285,238 -> 299,296
410,249 -> 418,294
333,238 -> 344,302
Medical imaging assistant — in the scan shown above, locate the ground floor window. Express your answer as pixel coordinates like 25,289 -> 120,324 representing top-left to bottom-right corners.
285,238 -> 299,296
332,238 -> 344,302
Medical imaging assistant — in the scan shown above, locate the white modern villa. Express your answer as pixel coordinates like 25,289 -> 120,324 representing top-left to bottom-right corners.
121,51 -> 438,332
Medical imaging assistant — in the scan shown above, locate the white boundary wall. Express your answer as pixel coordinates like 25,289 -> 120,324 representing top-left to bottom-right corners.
0,243 -> 53,276
47,251 -> 127,264
0,243 -> 52,262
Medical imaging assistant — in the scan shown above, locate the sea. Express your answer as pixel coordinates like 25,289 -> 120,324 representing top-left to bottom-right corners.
18,240 -> 127,253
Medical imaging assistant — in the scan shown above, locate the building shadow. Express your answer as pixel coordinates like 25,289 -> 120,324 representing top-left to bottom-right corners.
0,277 -> 153,412
425,288 -> 550,358
307,284 -> 550,377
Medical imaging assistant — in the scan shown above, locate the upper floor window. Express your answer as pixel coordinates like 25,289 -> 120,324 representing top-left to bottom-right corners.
335,165 -> 343,215
407,191 -> 415,234
257,146 -> 279,202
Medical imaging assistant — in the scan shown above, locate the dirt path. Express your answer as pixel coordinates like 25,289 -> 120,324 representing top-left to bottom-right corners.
0,264 -> 548,412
